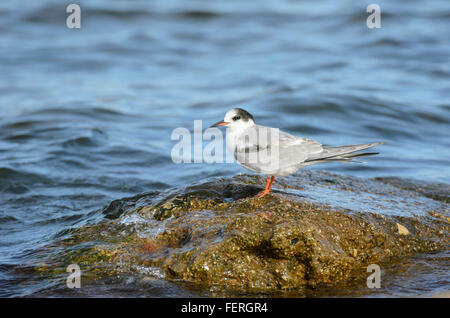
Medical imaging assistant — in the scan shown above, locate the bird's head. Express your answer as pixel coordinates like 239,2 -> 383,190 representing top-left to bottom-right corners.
210,108 -> 255,130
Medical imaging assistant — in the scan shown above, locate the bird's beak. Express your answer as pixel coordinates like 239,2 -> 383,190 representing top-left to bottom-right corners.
210,120 -> 228,128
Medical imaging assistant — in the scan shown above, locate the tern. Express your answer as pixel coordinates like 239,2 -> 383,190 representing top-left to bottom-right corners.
210,108 -> 384,198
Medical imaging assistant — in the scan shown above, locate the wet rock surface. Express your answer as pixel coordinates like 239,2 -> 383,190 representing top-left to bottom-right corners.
33,172 -> 449,296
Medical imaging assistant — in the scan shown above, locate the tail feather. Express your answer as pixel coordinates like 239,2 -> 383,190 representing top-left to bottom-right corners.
326,152 -> 379,163
334,152 -> 380,159
306,142 -> 384,162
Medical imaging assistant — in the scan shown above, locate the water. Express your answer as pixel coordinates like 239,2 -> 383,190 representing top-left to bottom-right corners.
0,0 -> 449,297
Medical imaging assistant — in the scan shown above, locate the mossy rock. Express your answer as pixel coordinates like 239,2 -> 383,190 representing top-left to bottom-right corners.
33,172 -> 449,293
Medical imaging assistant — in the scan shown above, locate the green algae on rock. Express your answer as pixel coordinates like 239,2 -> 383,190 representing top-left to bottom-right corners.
34,172 -> 449,293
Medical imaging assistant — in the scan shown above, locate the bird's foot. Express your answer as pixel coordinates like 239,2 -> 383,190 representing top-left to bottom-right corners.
254,189 -> 270,198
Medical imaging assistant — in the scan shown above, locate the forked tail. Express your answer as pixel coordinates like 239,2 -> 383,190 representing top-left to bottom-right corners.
305,142 -> 385,163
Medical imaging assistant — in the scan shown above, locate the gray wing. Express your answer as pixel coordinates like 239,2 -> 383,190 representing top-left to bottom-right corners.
234,125 -> 323,175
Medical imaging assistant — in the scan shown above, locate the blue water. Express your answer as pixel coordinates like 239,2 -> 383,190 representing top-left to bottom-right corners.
0,0 -> 449,296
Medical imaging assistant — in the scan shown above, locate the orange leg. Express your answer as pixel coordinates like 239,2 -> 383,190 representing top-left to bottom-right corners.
255,176 -> 275,198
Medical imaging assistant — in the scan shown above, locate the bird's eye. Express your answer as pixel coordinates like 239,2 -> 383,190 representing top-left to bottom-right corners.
232,116 -> 241,121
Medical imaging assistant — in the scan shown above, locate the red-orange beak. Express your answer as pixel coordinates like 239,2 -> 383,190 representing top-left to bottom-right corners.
210,120 -> 228,128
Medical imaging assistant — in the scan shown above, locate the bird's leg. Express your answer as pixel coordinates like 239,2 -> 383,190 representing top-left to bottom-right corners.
255,176 -> 275,198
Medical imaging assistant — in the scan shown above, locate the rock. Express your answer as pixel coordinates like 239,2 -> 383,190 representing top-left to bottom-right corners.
33,172 -> 449,293
396,223 -> 409,235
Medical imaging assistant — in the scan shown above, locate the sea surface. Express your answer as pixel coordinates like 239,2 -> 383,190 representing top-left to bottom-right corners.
0,0 -> 449,297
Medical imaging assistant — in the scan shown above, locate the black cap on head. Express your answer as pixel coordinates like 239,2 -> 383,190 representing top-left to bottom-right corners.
232,108 -> 254,122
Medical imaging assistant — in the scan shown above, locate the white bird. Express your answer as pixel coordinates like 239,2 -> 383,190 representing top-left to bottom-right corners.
210,108 -> 384,198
